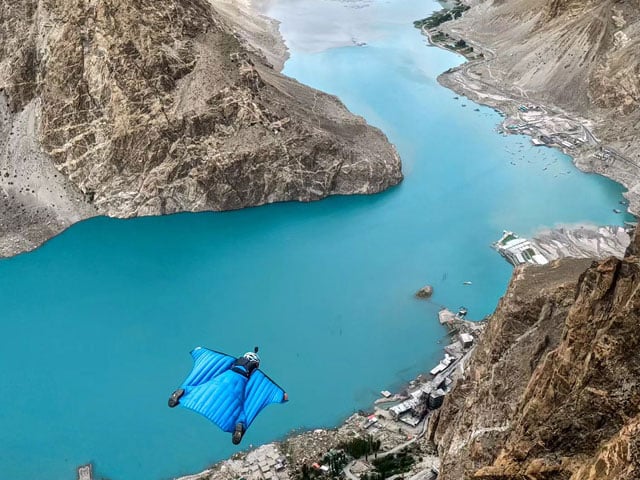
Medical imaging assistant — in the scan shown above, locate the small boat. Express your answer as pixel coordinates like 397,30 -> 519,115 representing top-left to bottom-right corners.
463,281 -> 472,286
613,209 -> 622,214
458,306 -> 468,317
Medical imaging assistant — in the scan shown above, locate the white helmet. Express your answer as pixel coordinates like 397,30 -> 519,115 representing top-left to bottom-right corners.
243,351 -> 260,365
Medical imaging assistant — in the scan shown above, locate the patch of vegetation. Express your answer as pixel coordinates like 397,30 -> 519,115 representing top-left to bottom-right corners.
454,39 -> 467,49
414,3 -> 470,30
338,435 -> 382,460
360,449 -> 416,480
324,450 -> 348,476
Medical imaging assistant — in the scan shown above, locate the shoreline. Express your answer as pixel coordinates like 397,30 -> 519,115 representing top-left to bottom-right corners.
419,16 -> 640,216
173,311 -> 483,480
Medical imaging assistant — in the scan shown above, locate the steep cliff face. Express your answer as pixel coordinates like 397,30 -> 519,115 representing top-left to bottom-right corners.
0,0 -> 401,256
431,235 -> 640,479
436,0 -> 640,210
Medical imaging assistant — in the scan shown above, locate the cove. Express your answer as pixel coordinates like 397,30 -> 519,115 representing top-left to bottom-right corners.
0,0 -> 634,479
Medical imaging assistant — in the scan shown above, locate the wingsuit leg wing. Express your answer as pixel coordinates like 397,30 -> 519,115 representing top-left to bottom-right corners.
168,347 -> 235,408
242,370 -> 288,429
179,369 -> 248,432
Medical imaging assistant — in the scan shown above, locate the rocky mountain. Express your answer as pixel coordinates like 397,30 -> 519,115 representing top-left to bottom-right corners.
435,0 -> 640,211
0,0 -> 401,256
426,6 -> 640,473
429,232 -> 640,479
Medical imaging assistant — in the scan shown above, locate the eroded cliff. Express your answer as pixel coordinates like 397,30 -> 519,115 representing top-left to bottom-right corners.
0,0 -> 401,256
431,233 -> 640,479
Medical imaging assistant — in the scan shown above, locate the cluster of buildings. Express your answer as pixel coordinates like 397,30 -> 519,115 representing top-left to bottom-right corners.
386,329 -> 477,427
227,445 -> 289,480
492,231 -> 549,266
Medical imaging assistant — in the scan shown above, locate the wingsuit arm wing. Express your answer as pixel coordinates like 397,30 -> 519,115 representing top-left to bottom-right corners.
243,370 -> 288,428
180,347 -> 236,388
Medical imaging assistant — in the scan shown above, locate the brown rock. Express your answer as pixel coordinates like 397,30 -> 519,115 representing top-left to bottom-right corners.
416,285 -> 434,298
0,0 -> 402,257
432,230 -> 640,479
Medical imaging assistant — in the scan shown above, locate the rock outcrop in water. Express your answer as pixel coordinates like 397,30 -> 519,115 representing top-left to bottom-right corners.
429,231 -> 640,479
0,0 -> 401,257
432,0 -> 640,212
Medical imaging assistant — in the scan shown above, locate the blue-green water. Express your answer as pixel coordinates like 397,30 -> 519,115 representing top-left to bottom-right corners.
0,1 -> 634,479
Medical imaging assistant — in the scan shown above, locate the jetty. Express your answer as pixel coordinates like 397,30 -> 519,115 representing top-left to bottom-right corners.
77,464 -> 93,480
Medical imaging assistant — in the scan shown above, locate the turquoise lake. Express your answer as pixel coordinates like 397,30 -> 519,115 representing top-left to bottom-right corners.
0,0 -> 634,479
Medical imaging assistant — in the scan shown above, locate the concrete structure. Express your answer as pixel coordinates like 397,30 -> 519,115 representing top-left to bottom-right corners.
389,397 -> 421,418
492,231 -> 549,266
445,340 -> 464,358
430,353 -> 455,375
459,333 -> 474,349
429,363 -> 447,376
428,389 -> 446,409
400,415 -> 422,427
77,465 -> 93,480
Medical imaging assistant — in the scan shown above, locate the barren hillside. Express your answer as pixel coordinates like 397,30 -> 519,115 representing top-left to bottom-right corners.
436,0 -> 640,210
430,235 -> 640,479
0,0 -> 401,256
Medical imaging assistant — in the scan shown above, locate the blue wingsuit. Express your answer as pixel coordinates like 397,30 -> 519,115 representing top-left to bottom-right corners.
169,347 -> 288,444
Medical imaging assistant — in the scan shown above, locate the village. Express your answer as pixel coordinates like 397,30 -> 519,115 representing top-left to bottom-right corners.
173,308 -> 483,480
76,311 -> 483,480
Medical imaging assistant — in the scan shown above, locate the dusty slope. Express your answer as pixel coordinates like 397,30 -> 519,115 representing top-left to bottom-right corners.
434,0 -> 640,211
430,232 -> 640,479
0,0 -> 401,257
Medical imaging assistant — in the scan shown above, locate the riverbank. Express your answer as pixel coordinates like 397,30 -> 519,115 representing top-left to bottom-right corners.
417,1 -> 640,215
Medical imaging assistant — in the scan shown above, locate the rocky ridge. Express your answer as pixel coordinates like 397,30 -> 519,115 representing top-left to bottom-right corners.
430,232 -> 640,479
0,0 -> 401,257
530,225 -> 630,261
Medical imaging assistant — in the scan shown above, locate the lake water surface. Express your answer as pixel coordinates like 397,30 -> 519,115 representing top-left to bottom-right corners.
0,0 -> 633,479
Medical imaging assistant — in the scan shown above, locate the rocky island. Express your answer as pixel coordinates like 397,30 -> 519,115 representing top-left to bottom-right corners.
0,0 -> 401,257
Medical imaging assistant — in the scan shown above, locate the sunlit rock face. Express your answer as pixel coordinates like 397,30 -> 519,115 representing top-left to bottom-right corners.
0,0 -> 401,255
431,230 -> 640,479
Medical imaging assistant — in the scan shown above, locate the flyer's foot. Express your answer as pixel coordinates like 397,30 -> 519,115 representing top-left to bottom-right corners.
168,388 -> 185,408
232,423 -> 245,445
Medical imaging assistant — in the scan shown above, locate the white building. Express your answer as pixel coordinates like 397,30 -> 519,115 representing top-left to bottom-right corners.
492,231 -> 549,266
389,397 -> 421,419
